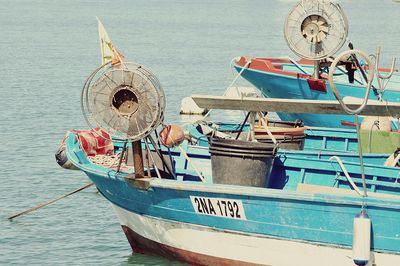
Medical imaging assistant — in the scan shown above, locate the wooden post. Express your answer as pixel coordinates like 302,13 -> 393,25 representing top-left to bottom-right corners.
133,140 -> 145,178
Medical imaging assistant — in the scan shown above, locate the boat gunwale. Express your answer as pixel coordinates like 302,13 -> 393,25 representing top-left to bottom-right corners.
231,58 -> 400,92
64,132 -> 400,209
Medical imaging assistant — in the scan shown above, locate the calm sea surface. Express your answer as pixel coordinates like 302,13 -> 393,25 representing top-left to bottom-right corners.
1,0 -> 399,265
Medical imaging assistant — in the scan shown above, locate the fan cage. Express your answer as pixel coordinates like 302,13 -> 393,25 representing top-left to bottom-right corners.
284,0 -> 349,60
81,62 -> 166,142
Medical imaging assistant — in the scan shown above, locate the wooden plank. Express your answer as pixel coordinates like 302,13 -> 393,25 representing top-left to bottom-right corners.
191,95 -> 400,116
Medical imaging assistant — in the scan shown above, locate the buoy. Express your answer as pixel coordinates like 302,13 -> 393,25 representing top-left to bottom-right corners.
160,125 -> 185,148
55,145 -> 78,170
352,209 -> 371,266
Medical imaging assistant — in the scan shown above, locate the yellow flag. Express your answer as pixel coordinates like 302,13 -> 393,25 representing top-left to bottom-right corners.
96,17 -> 124,65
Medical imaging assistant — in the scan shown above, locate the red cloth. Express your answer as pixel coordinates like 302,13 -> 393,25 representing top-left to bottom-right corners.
62,128 -> 114,156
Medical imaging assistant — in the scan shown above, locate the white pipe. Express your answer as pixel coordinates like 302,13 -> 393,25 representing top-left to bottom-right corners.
329,156 -> 363,196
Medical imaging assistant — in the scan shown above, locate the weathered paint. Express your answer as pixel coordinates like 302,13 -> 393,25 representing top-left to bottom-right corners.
232,57 -> 400,128
121,225 -> 261,266
115,205 -> 400,266
63,133 -> 400,265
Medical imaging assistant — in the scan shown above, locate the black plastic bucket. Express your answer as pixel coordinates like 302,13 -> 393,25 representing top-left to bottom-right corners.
209,137 -> 277,187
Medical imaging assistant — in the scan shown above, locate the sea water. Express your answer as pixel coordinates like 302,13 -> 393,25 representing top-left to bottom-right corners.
0,0 -> 399,265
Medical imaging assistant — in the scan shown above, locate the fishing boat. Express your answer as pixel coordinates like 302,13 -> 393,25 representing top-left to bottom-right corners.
58,90 -> 400,266
56,3 -> 400,265
231,0 -> 399,128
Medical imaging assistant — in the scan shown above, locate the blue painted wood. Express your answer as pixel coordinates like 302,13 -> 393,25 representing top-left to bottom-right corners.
188,123 -> 361,151
232,61 -> 400,128
64,132 -> 400,255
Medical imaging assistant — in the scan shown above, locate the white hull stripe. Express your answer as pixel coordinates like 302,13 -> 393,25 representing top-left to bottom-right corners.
112,204 -> 400,266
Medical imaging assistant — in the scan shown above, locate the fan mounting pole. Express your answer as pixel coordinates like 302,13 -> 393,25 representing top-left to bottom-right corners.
313,60 -> 320,79
133,140 -> 145,178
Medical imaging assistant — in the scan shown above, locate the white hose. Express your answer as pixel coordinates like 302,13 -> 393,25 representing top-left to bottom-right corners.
328,49 -> 375,115
329,156 -> 363,196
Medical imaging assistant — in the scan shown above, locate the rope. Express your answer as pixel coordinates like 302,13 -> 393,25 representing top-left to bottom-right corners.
355,114 -> 368,198
277,56 -> 311,75
202,59 -> 252,119
328,49 -> 376,202
257,112 -> 277,144
177,145 -> 205,182
8,183 -> 94,220
88,153 -> 122,168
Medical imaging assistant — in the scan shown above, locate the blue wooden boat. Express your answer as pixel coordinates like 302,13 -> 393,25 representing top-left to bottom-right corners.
232,57 -> 400,128
59,126 -> 400,265
58,74 -> 400,265
186,122 -> 394,165
187,122 -> 360,151
227,0 -> 399,129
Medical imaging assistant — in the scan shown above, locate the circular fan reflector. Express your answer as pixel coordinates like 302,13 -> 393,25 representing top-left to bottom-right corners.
81,62 -> 165,141
284,0 -> 348,60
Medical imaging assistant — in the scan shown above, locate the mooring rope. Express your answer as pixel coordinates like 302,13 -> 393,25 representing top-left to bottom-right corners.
202,59 -> 252,119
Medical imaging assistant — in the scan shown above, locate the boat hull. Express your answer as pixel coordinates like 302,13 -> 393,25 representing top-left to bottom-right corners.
63,133 -> 400,265
113,204 -> 400,266
232,58 -> 400,128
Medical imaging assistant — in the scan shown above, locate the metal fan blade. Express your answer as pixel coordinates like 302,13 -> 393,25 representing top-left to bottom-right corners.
304,17 -> 312,24
311,15 -> 319,23
317,31 -> 327,42
319,25 -> 329,33
316,19 -> 326,26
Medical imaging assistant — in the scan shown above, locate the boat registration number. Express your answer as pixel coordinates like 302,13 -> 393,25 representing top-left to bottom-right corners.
190,196 -> 246,220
